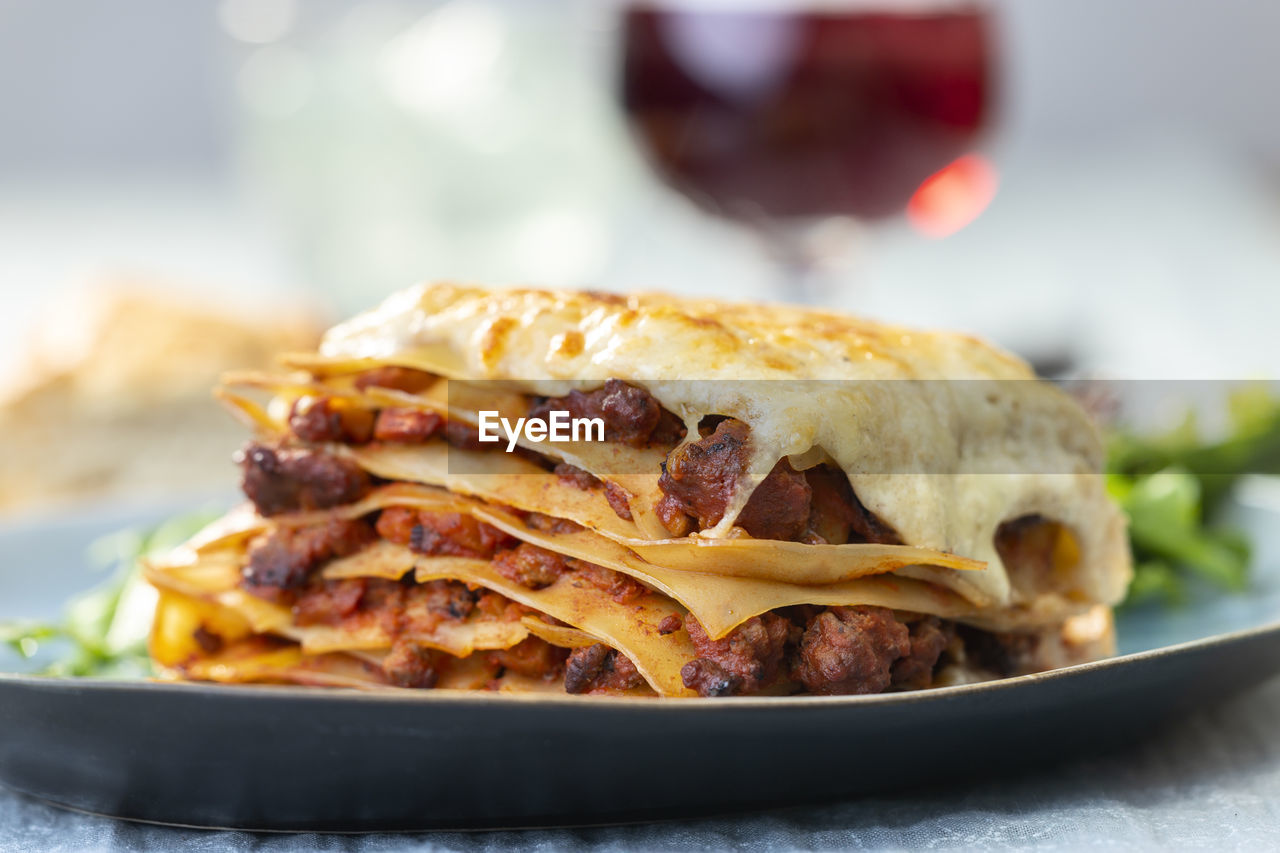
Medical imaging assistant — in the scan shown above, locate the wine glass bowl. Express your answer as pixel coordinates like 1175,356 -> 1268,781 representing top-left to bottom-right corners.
619,0 -> 995,298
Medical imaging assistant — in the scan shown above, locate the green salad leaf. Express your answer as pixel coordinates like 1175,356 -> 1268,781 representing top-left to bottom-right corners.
1107,385 -> 1280,606
0,509 -> 221,677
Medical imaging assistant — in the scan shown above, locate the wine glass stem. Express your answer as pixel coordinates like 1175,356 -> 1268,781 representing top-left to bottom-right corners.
764,230 -> 825,305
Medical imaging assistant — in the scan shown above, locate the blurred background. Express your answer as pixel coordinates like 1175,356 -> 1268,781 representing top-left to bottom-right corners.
3,0 -> 1280,512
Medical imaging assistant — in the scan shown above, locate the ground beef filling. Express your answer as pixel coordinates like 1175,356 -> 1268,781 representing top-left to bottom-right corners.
656,419 -> 898,544
803,465 -> 901,546
238,442 -> 372,517
528,379 -> 686,448
376,507 -> 515,559
891,617 -> 955,689
289,397 -> 375,444
656,419 -> 750,536
249,564 -> 491,635
243,517 -> 376,595
491,543 -> 567,589
519,511 -> 584,535
791,607 -> 957,695
677,606 -> 956,697
791,606 -> 911,695
491,542 -> 648,604
382,638 -> 442,688
735,459 -> 812,541
352,366 -> 437,393
297,368 -> 481,449
554,462 -> 601,490
283,363 -> 478,448
282,374 -> 669,526
681,612 -> 795,697
373,408 -> 443,443
286,393 -> 479,450
564,644 -> 646,693
552,462 -> 634,523
383,633 -> 569,689
309,371 -> 684,449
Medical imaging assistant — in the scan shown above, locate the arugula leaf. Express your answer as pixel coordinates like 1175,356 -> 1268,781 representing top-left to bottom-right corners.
0,508 -> 222,678
1125,560 -> 1185,607
1107,385 -> 1280,606
1112,468 -> 1250,595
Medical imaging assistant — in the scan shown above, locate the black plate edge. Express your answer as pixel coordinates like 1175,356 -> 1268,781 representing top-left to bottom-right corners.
4,620 -> 1279,833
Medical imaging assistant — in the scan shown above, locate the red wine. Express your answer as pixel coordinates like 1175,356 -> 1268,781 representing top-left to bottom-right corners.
621,3 -> 992,221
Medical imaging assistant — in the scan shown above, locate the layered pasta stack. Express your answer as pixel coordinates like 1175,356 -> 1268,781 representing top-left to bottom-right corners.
146,284 -> 1129,697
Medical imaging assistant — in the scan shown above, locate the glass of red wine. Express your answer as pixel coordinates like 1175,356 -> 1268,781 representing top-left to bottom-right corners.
620,0 -> 994,301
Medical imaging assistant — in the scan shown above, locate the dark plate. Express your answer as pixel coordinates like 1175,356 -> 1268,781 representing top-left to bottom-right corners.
2,486 -> 1280,831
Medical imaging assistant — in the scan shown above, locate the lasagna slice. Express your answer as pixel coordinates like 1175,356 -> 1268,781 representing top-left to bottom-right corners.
147,284 -> 1129,697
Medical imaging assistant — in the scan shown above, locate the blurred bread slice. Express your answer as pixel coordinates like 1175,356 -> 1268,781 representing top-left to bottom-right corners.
0,284 -> 322,512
